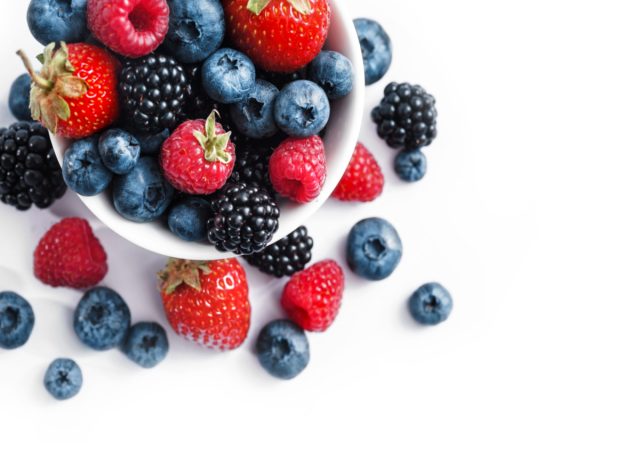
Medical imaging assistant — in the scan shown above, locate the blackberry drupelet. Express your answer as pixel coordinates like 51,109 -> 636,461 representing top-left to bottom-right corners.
119,53 -> 189,133
229,136 -> 278,193
245,226 -> 313,277
371,82 -> 438,150
0,122 -> 66,211
207,182 -> 280,255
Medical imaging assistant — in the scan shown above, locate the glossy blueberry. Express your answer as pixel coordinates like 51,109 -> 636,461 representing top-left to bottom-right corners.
202,48 -> 256,104
308,51 -> 354,100
0,291 -> 35,350
394,149 -> 427,182
133,129 -> 171,156
409,283 -> 453,325
347,217 -> 403,280
168,196 -> 211,242
354,18 -> 392,85
165,0 -> 225,63
27,0 -> 88,46
74,287 -> 131,351
112,157 -> 174,222
44,358 -> 82,400
274,80 -> 330,137
230,79 -> 279,139
98,128 -> 140,175
257,319 -> 309,380
122,322 -> 169,368
9,74 -> 33,121
62,137 -> 113,196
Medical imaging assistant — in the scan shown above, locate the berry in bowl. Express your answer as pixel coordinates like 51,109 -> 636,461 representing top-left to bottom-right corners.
20,0 -> 364,260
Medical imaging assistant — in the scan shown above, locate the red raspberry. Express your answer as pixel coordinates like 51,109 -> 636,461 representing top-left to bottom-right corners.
269,136 -> 326,203
34,218 -> 108,289
281,259 -> 344,332
87,0 -> 170,58
332,142 -> 384,202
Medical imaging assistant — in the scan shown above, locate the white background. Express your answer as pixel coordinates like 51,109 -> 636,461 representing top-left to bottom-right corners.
1,0 -> 639,466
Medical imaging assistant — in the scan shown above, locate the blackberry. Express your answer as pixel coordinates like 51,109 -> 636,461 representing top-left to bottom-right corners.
0,122 -> 66,211
371,82 -> 437,150
244,226 -> 313,277
207,182 -> 280,255
229,136 -> 279,193
119,53 -> 189,133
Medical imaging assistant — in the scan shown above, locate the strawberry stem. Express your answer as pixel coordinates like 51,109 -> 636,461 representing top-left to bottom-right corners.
16,49 -> 53,91
246,0 -> 312,15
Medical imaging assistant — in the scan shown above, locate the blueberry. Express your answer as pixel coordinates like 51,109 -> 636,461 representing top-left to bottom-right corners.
354,18 -> 393,86
202,48 -> 256,104
168,196 -> 211,242
27,0 -> 88,46
409,283 -> 453,325
257,319 -> 309,380
347,217 -> 403,280
132,129 -> 171,156
274,80 -> 330,137
112,157 -> 174,222
165,0 -> 225,63
44,358 -> 82,400
122,322 -> 169,368
73,287 -> 131,351
394,149 -> 427,182
0,291 -> 35,350
229,79 -> 279,139
308,51 -> 354,100
98,129 -> 141,175
62,137 -> 113,196
9,74 -> 33,121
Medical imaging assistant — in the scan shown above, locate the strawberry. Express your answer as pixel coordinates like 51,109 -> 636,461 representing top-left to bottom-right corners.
223,0 -> 331,73
281,259 -> 344,332
34,218 -> 108,289
332,142 -> 384,202
18,42 -> 120,139
158,258 -> 251,351
160,111 -> 236,195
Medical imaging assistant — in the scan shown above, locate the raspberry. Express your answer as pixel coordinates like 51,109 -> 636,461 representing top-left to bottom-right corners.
332,142 -> 384,202
34,218 -> 108,289
269,136 -> 326,203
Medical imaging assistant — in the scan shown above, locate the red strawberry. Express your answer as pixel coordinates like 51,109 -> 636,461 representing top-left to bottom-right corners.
281,259 -> 344,332
18,42 -> 120,139
87,0 -> 170,58
34,218 -> 108,289
269,136 -> 326,203
161,111 -> 236,195
158,258 -> 251,351
332,142 -> 384,202
223,0 -> 331,73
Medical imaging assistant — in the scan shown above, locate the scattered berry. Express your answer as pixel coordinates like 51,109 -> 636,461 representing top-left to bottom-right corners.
74,287 -> 131,350
9,74 -> 33,121
229,136 -> 277,193
274,80 -> 330,137
34,217 -> 108,289
245,225 -> 313,277
168,196 -> 211,242
122,322 -> 169,368
394,149 -> 427,182
372,82 -> 437,150
409,283 -> 453,325
202,47 -> 256,104
281,259 -> 344,332
354,18 -> 392,86
87,0 -> 170,58
0,292 -> 35,350
27,0 -> 89,46
332,142 -> 384,202
63,137 -> 113,196
229,79 -> 279,139
347,217 -> 402,281
308,51 -> 354,100
98,128 -> 141,175
269,135 -> 326,203
43,358 -> 83,400
257,319 -> 310,380
158,258 -> 251,351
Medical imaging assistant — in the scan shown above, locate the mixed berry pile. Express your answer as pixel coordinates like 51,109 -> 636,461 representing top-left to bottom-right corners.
1,0 -> 449,400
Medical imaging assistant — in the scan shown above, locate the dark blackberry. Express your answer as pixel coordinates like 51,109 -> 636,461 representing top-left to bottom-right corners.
229,136 -> 278,193
119,53 -> 189,133
257,68 -> 307,89
244,226 -> 313,277
207,182 -> 280,255
371,82 -> 437,150
0,122 -> 66,211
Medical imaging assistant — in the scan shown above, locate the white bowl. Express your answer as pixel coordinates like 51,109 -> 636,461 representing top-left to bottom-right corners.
51,0 -> 365,260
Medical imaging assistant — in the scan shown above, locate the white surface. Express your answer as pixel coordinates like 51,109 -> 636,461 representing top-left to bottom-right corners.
2,0 -> 640,466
